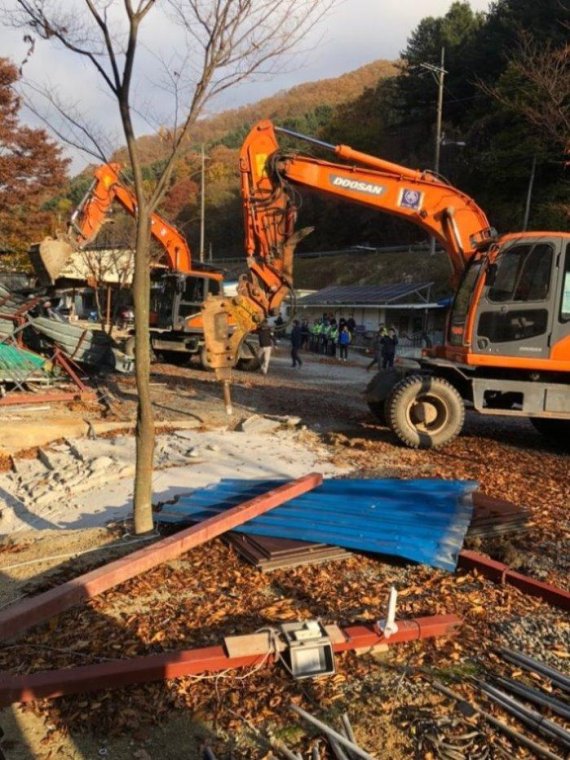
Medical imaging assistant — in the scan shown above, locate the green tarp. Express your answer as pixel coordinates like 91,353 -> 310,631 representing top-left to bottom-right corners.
0,344 -> 49,383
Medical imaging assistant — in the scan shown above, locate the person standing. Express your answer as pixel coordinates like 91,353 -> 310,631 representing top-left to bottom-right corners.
381,328 -> 398,368
290,319 -> 303,367
329,321 -> 338,357
366,324 -> 387,371
338,324 -> 351,361
301,319 -> 310,350
257,320 -> 274,375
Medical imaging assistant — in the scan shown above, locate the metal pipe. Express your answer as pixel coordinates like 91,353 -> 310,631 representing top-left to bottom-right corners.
341,713 -> 358,760
497,648 -> 570,692
269,737 -> 302,760
290,705 -> 375,760
476,681 -> 570,749
329,737 -> 351,760
494,676 -> 570,721
274,126 -> 335,152
429,679 -> 563,760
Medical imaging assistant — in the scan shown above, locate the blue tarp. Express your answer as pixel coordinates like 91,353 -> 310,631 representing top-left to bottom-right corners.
155,478 -> 477,571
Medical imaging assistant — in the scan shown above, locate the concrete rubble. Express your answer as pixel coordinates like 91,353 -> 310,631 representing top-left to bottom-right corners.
0,426 -> 344,535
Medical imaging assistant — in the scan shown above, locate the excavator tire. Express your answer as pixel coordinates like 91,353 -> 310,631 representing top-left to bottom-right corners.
386,374 -> 465,449
530,418 -> 570,446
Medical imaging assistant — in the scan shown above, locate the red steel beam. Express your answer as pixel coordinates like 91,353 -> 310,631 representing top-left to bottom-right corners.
458,550 -> 570,611
0,614 -> 461,705
0,473 -> 323,641
0,390 -> 97,406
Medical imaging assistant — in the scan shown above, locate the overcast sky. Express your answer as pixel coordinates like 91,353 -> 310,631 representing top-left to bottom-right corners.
1,0 -> 492,169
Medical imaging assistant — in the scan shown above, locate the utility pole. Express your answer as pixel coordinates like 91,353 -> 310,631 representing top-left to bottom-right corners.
199,144 -> 206,263
434,47 -> 445,180
522,155 -> 537,231
420,47 -> 446,255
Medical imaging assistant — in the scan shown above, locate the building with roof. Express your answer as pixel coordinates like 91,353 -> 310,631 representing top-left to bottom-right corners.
296,281 -> 447,342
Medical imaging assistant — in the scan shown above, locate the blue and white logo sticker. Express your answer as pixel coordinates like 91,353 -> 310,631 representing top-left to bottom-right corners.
399,188 -> 423,210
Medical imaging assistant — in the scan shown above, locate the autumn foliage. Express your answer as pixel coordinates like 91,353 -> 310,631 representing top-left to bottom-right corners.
0,58 -> 69,258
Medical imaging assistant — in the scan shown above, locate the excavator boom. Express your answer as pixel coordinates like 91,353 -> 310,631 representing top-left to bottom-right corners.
202,118 -> 495,377
31,163 -> 222,284
240,120 -> 494,286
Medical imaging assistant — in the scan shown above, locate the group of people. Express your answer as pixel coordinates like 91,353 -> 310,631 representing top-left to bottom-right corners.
256,314 -> 398,375
307,315 -> 355,359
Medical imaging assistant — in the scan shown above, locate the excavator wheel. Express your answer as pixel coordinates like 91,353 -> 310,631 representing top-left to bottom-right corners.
530,418 -> 570,447
386,374 -> 465,449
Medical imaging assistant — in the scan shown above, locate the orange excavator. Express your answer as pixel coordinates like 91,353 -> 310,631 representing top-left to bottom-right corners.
202,119 -> 570,446
32,163 -> 259,369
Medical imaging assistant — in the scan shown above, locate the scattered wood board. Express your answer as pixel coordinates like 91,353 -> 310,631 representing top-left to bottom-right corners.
468,492 -> 529,538
225,532 -> 350,571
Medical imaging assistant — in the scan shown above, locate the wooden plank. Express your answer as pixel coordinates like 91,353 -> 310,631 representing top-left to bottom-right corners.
0,473 -> 323,641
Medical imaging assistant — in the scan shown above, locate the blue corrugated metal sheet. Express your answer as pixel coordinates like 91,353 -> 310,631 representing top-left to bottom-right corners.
155,478 -> 477,571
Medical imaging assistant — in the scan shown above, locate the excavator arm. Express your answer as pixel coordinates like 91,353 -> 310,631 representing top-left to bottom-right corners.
202,119 -> 495,398
240,120 -> 494,286
31,163 -> 222,284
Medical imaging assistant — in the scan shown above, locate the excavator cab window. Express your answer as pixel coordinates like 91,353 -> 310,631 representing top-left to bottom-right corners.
182,277 -> 206,304
474,240 -> 555,354
488,243 -> 553,303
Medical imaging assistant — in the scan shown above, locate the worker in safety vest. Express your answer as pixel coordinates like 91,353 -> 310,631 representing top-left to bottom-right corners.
329,323 -> 339,357
310,320 -> 321,352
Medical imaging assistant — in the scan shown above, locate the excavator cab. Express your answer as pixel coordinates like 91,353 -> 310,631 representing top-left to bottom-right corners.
448,234 -> 568,361
153,272 -> 222,332
471,235 -> 565,359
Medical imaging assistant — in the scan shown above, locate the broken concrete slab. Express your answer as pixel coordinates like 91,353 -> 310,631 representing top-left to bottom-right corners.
239,414 -> 282,434
1,428 -> 348,534
0,418 -> 203,456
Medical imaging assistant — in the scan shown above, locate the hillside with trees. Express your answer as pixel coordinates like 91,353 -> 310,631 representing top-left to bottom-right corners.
6,0 -> 568,290
154,0 -> 569,279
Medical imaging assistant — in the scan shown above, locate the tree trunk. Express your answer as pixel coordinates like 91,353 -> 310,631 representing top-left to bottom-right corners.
132,209 -> 155,534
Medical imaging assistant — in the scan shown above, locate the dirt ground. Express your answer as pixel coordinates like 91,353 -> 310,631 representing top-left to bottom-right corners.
0,345 -> 568,759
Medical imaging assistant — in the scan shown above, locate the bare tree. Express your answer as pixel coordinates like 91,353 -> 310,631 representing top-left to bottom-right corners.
480,32 -> 569,156
5,0 -> 332,533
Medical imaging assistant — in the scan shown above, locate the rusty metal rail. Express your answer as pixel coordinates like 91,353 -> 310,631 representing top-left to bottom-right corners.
0,614 -> 461,705
458,550 -> 570,611
0,473 -> 323,641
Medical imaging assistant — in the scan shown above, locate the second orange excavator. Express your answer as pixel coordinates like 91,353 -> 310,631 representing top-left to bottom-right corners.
32,163 -> 259,370
202,119 -> 570,447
